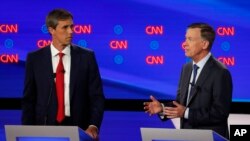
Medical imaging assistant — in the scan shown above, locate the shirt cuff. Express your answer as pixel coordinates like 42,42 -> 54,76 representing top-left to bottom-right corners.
159,103 -> 165,119
184,107 -> 189,119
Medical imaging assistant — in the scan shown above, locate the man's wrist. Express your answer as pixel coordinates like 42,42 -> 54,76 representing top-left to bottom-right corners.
159,103 -> 165,119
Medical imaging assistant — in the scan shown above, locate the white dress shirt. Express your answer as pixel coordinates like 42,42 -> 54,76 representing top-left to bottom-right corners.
184,52 -> 211,119
50,44 -> 71,116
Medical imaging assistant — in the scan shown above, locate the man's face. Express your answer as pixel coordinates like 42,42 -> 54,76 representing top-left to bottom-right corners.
49,18 -> 74,47
183,28 -> 207,62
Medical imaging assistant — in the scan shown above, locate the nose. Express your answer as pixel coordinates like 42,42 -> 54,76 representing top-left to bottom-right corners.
68,27 -> 73,34
182,41 -> 187,49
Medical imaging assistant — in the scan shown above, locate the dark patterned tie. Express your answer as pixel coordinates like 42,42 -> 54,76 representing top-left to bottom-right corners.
188,64 -> 199,103
56,52 -> 65,123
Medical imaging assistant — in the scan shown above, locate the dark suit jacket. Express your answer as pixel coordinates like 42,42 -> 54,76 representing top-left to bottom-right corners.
22,44 -> 105,130
162,56 -> 232,139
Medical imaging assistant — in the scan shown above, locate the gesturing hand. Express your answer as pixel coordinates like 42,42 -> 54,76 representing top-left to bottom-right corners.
143,95 -> 163,116
163,101 -> 186,118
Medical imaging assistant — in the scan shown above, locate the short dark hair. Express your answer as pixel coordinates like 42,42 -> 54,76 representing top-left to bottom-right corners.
188,23 -> 216,50
46,9 -> 73,29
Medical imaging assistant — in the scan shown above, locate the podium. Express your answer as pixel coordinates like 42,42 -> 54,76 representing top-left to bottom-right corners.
140,128 -> 228,141
5,125 -> 93,141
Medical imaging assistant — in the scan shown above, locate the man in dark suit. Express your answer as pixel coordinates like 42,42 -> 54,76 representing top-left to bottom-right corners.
22,9 -> 105,140
144,23 -> 232,139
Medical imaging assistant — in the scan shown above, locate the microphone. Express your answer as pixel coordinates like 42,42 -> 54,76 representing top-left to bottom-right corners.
189,82 -> 195,87
189,83 -> 200,91
44,73 -> 56,125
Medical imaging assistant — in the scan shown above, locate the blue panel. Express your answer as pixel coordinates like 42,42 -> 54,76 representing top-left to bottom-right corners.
213,131 -> 228,141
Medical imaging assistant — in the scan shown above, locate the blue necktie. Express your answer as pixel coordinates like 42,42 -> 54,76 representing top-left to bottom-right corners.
188,64 -> 199,103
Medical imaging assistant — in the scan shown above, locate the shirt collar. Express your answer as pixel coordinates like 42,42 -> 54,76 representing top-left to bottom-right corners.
50,44 -> 71,57
193,52 -> 211,70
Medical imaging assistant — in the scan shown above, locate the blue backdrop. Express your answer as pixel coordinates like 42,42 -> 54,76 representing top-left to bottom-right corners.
1,0 -> 250,102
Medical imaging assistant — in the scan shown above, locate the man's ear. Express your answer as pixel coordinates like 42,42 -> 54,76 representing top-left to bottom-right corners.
48,27 -> 54,35
202,40 -> 209,50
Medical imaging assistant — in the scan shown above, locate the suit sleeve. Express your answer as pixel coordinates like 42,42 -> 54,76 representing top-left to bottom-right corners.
87,52 -> 105,129
22,53 -> 37,125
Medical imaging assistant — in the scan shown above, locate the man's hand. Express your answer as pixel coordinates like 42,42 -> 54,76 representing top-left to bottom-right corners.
163,101 -> 186,118
143,95 -> 162,116
85,125 -> 99,141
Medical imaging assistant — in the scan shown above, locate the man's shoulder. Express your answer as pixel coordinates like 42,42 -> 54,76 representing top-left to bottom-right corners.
209,56 -> 228,70
183,61 -> 192,69
71,44 -> 94,54
27,46 -> 50,57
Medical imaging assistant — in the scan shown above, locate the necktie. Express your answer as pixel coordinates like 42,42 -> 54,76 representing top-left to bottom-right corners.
56,52 -> 65,123
188,64 -> 199,103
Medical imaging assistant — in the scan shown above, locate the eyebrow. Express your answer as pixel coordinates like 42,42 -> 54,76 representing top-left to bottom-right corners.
62,24 -> 73,28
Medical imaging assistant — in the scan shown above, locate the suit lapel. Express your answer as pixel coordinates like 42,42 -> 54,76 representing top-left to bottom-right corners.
69,45 -> 80,100
195,56 -> 214,87
42,46 -> 54,80
187,56 -> 214,105
180,63 -> 192,105
183,62 -> 192,105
